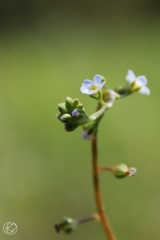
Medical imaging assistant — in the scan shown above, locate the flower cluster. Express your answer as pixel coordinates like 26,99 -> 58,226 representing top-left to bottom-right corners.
57,97 -> 89,131
57,70 -> 150,137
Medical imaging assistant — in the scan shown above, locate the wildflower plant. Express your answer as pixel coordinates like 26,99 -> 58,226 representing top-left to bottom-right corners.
55,70 -> 150,239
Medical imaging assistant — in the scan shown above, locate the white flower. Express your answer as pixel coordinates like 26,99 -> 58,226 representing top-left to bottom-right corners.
80,74 -> 105,95
125,70 -> 150,95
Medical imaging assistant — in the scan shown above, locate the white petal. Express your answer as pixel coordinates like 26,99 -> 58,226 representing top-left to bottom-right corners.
80,86 -> 90,94
97,81 -> 105,90
80,87 -> 98,95
125,69 -> 136,83
139,86 -> 150,95
136,76 -> 147,86
82,80 -> 93,89
93,74 -> 103,85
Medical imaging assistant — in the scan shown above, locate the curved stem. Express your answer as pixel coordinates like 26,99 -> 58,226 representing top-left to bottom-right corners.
91,137 -> 116,240
78,213 -> 100,225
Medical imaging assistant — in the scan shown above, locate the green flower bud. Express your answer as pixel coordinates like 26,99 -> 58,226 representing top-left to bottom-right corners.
66,96 -> 74,105
73,98 -> 79,107
65,97 -> 75,112
112,164 -> 129,178
58,102 -> 67,114
59,113 -> 72,123
112,164 -> 137,178
55,217 -> 78,234
57,97 -> 88,131
73,98 -> 85,109
64,123 -> 78,132
72,109 -> 89,122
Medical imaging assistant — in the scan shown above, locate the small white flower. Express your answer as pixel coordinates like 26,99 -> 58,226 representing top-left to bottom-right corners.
125,70 -> 150,95
81,131 -> 95,140
80,74 -> 105,95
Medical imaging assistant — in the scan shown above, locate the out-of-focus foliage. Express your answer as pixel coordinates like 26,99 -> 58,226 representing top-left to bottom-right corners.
0,1 -> 160,240
0,0 -> 160,29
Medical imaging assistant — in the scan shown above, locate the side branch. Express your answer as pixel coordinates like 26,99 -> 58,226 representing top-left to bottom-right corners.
91,137 -> 116,240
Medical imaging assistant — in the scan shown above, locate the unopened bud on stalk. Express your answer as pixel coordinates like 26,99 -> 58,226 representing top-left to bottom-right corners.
112,164 -> 137,178
55,217 -> 78,234
59,113 -> 72,123
58,102 -> 67,114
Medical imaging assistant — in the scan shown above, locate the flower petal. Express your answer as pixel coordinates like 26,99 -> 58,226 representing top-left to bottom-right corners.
93,74 -> 103,85
139,86 -> 150,95
136,76 -> 147,86
81,80 -> 93,89
80,87 -> 98,95
80,86 -> 90,94
97,81 -> 105,90
126,70 -> 136,83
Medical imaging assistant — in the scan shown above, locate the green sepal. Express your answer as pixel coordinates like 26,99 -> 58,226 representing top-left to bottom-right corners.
130,81 -> 141,93
114,86 -> 131,96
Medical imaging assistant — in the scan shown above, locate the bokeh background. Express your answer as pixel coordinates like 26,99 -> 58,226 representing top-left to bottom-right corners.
0,1 -> 160,239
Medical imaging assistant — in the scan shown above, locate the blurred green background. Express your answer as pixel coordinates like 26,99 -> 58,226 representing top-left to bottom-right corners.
0,1 -> 160,239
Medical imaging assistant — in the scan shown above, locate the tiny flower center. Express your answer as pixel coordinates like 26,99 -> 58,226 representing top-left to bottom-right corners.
90,85 -> 98,91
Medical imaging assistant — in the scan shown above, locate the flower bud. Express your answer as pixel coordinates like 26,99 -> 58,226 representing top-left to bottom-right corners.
55,217 -> 78,234
59,113 -> 72,123
112,164 -> 137,178
71,109 -> 88,122
65,97 -> 75,112
65,96 -> 74,105
64,123 -> 78,132
58,102 -> 67,114
72,98 -> 79,107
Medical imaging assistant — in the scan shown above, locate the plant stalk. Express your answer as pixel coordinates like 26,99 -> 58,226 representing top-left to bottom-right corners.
91,137 -> 116,240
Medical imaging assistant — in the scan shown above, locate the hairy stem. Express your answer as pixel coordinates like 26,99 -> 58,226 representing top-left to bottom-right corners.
91,137 -> 116,240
